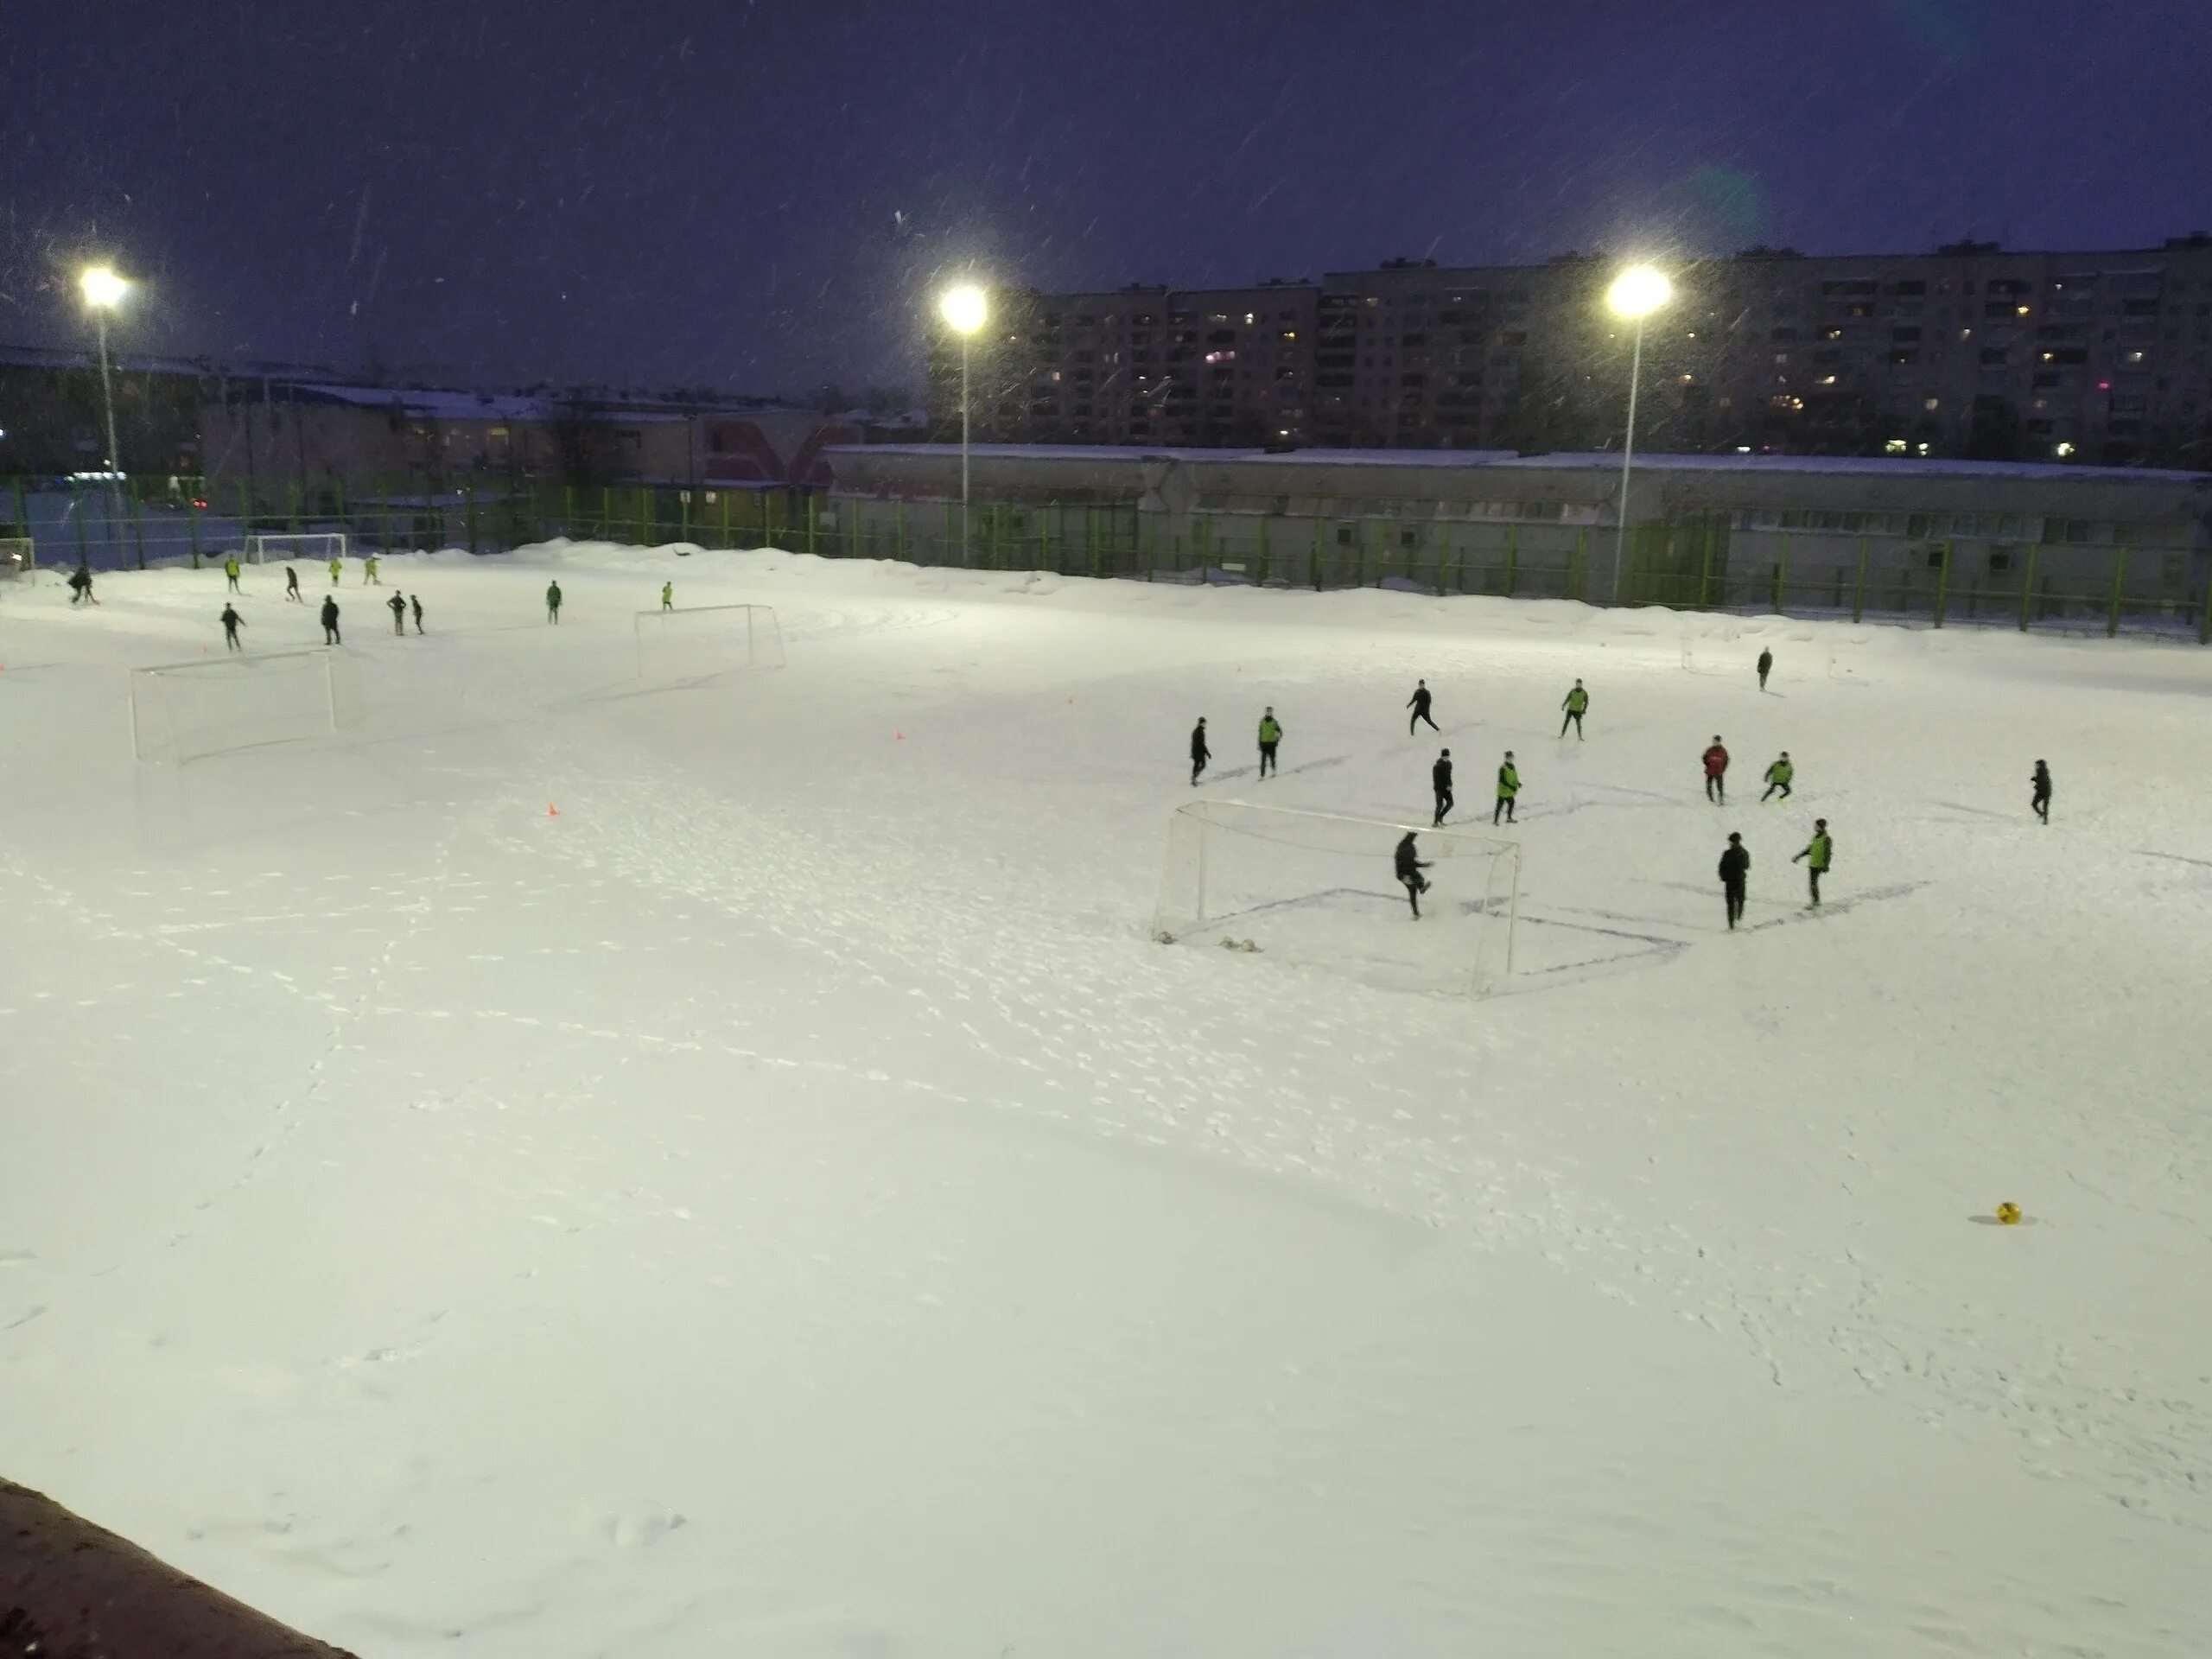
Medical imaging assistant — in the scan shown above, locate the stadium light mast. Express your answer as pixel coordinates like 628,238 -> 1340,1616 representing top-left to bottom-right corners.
79,264 -> 135,568
938,283 -> 988,560
1605,264 -> 1673,606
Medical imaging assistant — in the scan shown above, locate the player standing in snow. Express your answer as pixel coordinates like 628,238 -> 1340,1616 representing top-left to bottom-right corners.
1761,751 -> 1794,803
410,594 -> 424,634
2031,760 -> 2051,824
1395,830 -> 1432,918
1257,707 -> 1282,778
1757,648 -> 1773,690
327,555 -> 342,587
1719,832 -> 1750,930
1493,751 -> 1520,825
661,581 -> 673,612
1560,679 -> 1588,738
1189,717 -> 1210,785
224,555 -> 241,594
1408,678 -> 1438,734
320,594 -> 341,645
388,592 -> 407,634
219,603 -> 245,652
284,564 -> 302,602
1432,747 -> 1453,824
365,555 -> 380,586
1791,818 -> 1834,906
1702,736 -> 1730,804
546,580 -> 563,624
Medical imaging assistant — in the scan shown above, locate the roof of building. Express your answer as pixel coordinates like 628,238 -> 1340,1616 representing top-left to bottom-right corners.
825,442 -> 2210,486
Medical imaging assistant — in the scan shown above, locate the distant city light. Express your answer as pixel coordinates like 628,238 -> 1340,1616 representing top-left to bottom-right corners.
1605,265 -> 1673,321
939,283 -> 988,336
79,265 -> 129,310
2055,442 -> 2077,458
2016,303 -> 2031,316
1885,438 -> 1909,454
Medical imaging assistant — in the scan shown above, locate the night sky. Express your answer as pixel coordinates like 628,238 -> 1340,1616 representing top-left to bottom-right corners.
4,0 -> 2207,398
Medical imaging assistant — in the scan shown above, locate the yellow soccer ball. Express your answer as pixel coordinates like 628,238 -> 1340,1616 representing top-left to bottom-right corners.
1995,1202 -> 2022,1225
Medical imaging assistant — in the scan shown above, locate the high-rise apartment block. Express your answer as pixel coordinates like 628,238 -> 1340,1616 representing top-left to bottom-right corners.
928,236 -> 2212,466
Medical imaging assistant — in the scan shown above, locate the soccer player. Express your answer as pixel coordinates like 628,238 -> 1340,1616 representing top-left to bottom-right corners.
224,555 -> 241,594
1258,707 -> 1282,778
661,582 -> 674,612
1792,818 -> 1834,906
1493,751 -> 1520,825
1394,830 -> 1432,918
2031,760 -> 2052,823
68,564 -> 94,606
1719,832 -> 1750,929
284,564 -> 302,601
1702,735 -> 1730,804
365,555 -> 380,586
1189,716 -> 1210,785
219,603 -> 245,652
327,556 -> 342,587
1407,678 -> 1438,734
320,594 -> 341,645
1762,751 -> 1794,803
546,580 -> 563,624
1560,679 -> 1588,738
388,592 -> 407,635
410,594 -> 424,634
1757,647 -> 1773,690
1432,747 -> 1453,824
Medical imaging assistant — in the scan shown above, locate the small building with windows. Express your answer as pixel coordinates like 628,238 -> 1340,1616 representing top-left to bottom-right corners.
823,443 -> 2212,630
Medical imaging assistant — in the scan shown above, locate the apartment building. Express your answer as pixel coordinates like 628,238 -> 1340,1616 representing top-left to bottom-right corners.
931,235 -> 2212,466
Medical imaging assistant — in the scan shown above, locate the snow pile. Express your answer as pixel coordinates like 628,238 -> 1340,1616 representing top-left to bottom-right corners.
2,543 -> 2208,1656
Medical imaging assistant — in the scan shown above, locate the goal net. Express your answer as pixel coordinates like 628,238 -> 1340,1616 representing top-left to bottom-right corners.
635,602 -> 785,683
1154,799 -> 1520,995
0,537 -> 33,579
130,648 -> 365,765
246,531 -> 348,565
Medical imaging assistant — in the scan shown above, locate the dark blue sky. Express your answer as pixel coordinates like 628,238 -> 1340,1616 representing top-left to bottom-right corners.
4,0 -> 2207,396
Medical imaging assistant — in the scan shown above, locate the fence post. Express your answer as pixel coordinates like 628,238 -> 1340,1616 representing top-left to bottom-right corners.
1255,517 -> 1271,587
285,479 -> 301,533
73,482 -> 90,567
130,484 -> 147,569
679,489 -> 691,547
1932,541 -> 1952,628
1850,537 -> 1867,623
1694,522 -> 1713,609
1571,529 -> 1588,603
187,490 -> 202,569
1310,517 -> 1322,588
1773,531 -> 1789,614
849,499 -> 861,562
1352,521 -> 1366,588
894,497 -> 907,563
1502,524 -> 1517,597
806,493 -> 819,558
2107,546 -> 2127,638
2199,562 -> 2212,645
464,482 -> 480,555
2018,545 -> 2037,631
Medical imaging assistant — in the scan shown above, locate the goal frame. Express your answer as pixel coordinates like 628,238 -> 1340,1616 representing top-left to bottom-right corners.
632,601 -> 783,680
0,536 -> 34,578
1153,798 -> 1522,991
128,646 -> 346,765
245,531 -> 349,565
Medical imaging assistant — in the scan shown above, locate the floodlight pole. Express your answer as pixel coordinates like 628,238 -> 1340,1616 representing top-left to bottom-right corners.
1612,315 -> 1644,607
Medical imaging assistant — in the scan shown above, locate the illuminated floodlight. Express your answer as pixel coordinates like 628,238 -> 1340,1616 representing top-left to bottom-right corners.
1605,264 -> 1673,321
939,283 -> 988,336
80,265 -> 130,310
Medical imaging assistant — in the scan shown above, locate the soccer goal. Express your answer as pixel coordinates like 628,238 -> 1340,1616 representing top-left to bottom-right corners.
129,648 -> 365,765
0,537 -> 34,579
634,602 -> 785,683
1153,799 -> 1520,995
245,531 -> 348,565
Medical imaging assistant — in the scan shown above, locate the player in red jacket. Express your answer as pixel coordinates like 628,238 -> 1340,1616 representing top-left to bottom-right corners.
1702,736 -> 1730,804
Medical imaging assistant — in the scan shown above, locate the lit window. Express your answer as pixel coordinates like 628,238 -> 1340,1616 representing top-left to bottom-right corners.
1885,438 -> 1909,454
1816,374 -> 1838,386
2054,441 -> 2076,458
2017,304 -> 2031,316
1243,312 -> 1255,325
1923,396 -> 1940,410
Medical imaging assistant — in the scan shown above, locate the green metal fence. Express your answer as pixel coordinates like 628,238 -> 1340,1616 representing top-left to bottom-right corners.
11,474 -> 2205,645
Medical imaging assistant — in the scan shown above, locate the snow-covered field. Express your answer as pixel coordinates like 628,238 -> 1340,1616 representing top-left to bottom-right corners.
3,543 -> 2208,1657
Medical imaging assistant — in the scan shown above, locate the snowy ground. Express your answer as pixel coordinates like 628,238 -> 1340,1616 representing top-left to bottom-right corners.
2,544 -> 2208,1657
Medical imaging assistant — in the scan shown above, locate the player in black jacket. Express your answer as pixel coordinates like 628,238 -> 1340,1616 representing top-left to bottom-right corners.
1719,832 -> 1750,929
1394,831 -> 1432,918
1189,717 -> 1210,785
1432,748 -> 1453,825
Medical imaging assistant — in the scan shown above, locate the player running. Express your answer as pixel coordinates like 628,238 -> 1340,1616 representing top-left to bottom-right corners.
68,563 -> 96,606
2031,760 -> 2052,823
1719,832 -> 1750,930
219,603 -> 245,652
1702,736 -> 1730,804
1761,752 -> 1794,803
1791,818 -> 1834,906
365,555 -> 380,585
546,580 -> 563,624
1395,831 -> 1432,918
1257,707 -> 1282,778
661,582 -> 674,612
1560,679 -> 1588,738
1493,751 -> 1520,825
320,594 -> 341,645
1432,748 -> 1453,824
410,594 -> 424,634
1757,648 -> 1773,690
1407,678 -> 1438,734
284,564 -> 302,601
1189,716 -> 1210,785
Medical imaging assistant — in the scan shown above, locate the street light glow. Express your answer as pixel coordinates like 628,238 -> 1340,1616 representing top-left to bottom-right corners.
939,283 -> 988,336
1606,264 -> 1672,321
80,264 -> 130,310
